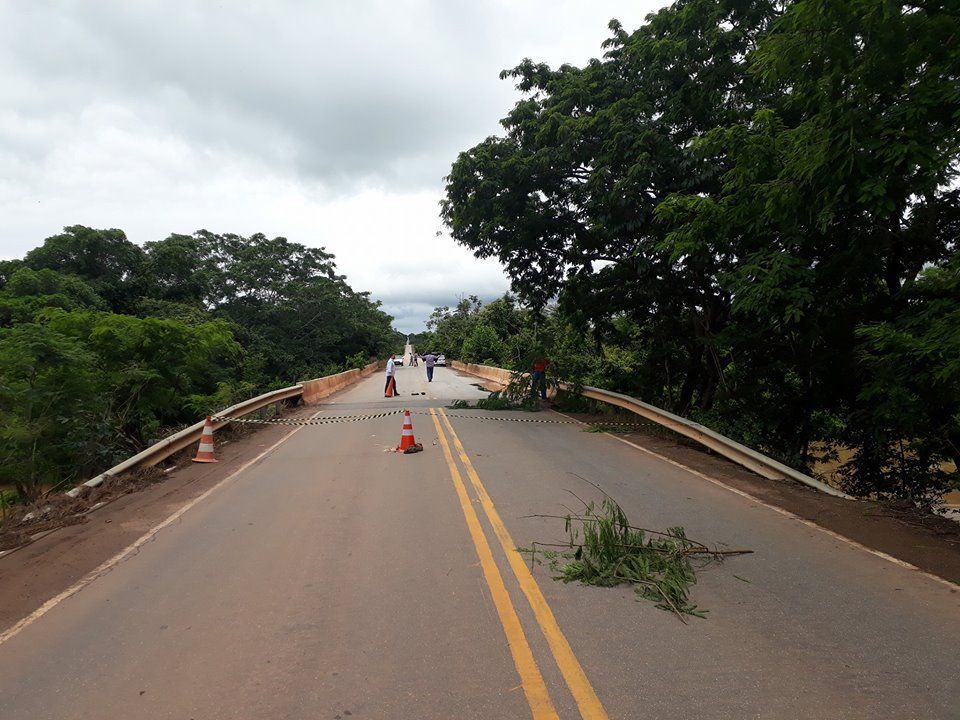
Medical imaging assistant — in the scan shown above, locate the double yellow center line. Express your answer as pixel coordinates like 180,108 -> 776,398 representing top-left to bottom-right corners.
430,408 -> 608,720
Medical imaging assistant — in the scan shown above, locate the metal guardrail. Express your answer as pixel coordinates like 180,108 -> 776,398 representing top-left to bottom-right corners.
64,385 -> 304,498
572,384 -> 853,499
451,360 -> 854,500
64,361 -> 380,499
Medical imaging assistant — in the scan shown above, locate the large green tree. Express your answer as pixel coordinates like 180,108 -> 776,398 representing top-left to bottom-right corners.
0,323 -> 107,501
441,0 -> 960,501
24,226 -> 146,313
661,0 -> 960,479
0,267 -> 107,326
0,225 -> 399,504
141,230 -> 396,383
442,0 -> 781,413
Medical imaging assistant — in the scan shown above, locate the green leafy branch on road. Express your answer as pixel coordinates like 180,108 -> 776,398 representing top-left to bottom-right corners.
521,488 -> 751,621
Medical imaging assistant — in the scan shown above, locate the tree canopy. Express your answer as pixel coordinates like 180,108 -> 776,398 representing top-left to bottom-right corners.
0,226 -> 396,502
441,0 -> 960,505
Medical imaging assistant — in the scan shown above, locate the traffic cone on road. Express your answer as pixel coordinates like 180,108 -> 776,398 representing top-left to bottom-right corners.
397,410 -> 419,452
192,417 -> 218,463
384,376 -> 396,398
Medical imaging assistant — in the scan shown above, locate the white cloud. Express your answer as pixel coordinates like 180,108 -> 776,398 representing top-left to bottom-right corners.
0,0 -> 667,331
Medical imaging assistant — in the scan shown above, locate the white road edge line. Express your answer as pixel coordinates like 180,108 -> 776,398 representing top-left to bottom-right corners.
0,411 -> 320,648
550,410 -> 960,593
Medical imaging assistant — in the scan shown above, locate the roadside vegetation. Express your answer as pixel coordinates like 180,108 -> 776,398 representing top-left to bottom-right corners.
0,227 -> 399,504
428,0 -> 960,508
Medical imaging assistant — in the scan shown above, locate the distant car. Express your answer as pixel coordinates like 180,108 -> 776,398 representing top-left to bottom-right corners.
435,354 -> 446,366
394,354 -> 404,366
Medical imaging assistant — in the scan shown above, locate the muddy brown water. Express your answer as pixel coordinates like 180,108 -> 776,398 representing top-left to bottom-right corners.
811,444 -> 959,507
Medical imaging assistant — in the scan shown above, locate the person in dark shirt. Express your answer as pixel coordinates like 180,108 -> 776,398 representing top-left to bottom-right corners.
423,352 -> 437,382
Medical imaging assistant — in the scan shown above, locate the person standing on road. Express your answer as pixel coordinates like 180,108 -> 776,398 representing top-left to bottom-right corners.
385,354 -> 399,396
531,356 -> 551,400
423,352 -> 437,382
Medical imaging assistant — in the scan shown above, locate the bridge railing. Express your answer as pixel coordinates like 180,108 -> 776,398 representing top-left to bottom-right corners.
450,360 -> 852,500
65,361 -> 380,498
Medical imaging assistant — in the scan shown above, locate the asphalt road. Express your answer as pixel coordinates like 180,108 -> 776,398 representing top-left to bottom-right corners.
0,364 -> 958,719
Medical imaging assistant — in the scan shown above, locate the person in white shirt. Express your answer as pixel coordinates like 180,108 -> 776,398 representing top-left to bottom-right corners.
384,355 -> 398,396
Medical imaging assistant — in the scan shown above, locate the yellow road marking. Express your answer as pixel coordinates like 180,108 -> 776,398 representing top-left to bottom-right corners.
438,409 -> 609,720
430,410 -> 559,720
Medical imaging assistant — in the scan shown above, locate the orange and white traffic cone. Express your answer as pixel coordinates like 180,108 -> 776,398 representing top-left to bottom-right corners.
398,409 -> 417,451
385,376 -> 396,398
192,417 -> 218,463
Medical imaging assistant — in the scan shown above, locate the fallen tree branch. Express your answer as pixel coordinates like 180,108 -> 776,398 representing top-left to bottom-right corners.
520,492 -> 752,620
522,513 -> 714,551
521,540 -> 752,557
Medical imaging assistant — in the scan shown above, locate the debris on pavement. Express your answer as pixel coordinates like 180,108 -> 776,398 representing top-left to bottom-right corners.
522,486 -> 752,621
386,443 -> 425,454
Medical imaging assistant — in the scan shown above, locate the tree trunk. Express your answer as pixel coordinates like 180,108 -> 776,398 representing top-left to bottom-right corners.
697,369 -> 719,411
678,344 -> 704,414
884,207 -> 906,298
796,345 -> 814,468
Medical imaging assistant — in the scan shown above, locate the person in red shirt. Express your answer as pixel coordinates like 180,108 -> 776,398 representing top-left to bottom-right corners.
531,357 -> 551,400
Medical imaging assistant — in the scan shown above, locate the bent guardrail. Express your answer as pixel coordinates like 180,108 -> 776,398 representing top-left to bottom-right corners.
65,361 -> 379,498
451,360 -> 853,500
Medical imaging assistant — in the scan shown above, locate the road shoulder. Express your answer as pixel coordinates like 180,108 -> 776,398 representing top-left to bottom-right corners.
0,414 -> 302,634
568,414 -> 960,588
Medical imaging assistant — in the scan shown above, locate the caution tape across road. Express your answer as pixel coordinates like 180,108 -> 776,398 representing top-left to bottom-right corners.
211,410 -> 405,426
212,410 -> 647,429
436,413 -> 648,429
428,412 -> 580,425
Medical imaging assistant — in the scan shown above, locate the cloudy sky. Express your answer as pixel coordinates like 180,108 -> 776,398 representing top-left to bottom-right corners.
0,0 -> 666,331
